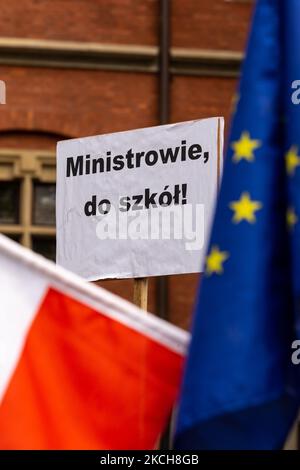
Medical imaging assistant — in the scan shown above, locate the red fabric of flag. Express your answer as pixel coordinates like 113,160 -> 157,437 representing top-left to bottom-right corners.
0,288 -> 184,450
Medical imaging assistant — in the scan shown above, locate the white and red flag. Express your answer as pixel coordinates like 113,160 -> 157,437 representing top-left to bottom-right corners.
0,235 -> 188,450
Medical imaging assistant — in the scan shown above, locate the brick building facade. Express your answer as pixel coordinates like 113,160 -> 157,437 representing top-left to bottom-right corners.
0,0 -> 254,329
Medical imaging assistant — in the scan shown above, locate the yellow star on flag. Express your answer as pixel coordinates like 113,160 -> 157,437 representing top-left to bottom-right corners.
229,192 -> 262,223
231,131 -> 262,163
206,246 -> 229,276
285,146 -> 300,176
287,207 -> 298,230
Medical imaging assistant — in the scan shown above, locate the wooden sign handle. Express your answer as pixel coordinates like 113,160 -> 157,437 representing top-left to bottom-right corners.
133,277 -> 149,311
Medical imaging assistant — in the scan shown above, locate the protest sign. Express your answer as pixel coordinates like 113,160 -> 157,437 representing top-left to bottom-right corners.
56,117 -> 223,280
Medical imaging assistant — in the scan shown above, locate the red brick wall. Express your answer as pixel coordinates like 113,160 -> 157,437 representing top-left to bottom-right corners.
0,70 -> 237,148
0,0 -> 253,50
172,0 -> 253,51
171,75 -> 236,128
0,0 -> 158,45
0,132 -> 61,151
0,67 -> 158,138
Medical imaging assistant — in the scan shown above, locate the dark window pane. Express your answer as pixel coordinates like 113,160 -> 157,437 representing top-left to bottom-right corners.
0,181 -> 19,224
33,183 -> 56,226
5,234 -> 21,243
32,237 -> 56,262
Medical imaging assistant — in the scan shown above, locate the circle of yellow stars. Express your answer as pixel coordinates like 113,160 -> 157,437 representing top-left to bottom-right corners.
205,132 -> 299,276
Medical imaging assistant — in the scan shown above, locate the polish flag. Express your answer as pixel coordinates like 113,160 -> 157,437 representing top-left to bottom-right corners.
0,235 -> 188,450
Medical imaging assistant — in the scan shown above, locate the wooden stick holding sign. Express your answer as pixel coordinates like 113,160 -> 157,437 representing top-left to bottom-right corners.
133,278 -> 149,310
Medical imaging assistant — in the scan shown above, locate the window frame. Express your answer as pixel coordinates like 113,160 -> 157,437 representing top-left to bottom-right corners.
0,148 -> 56,250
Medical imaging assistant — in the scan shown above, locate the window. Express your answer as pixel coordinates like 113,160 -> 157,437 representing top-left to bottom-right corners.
0,180 -> 20,224
32,236 -> 56,262
33,182 -> 56,226
0,149 -> 56,261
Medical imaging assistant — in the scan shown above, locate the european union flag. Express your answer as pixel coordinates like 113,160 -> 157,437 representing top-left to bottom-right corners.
175,0 -> 300,450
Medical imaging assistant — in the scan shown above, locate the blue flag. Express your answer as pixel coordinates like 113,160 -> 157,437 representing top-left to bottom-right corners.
175,0 -> 300,450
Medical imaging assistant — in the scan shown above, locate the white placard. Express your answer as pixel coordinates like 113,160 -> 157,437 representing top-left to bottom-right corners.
56,117 -> 224,280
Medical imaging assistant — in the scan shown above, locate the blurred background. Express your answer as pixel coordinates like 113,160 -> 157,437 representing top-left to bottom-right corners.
0,0 -> 253,329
